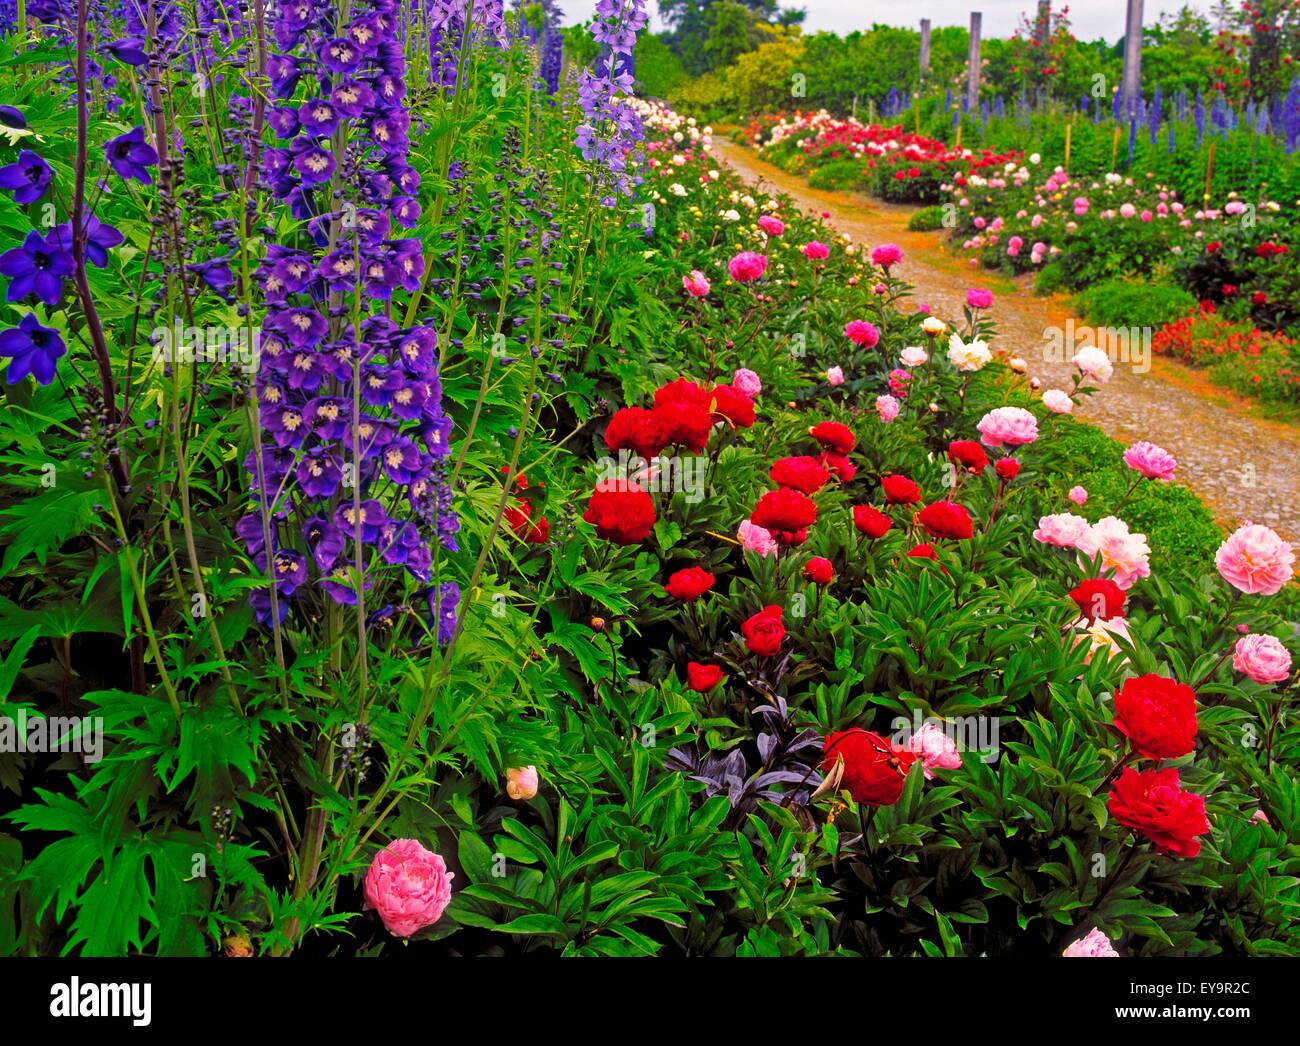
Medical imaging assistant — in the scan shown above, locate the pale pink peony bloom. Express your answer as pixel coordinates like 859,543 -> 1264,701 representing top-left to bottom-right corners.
904,723 -> 962,779
738,519 -> 778,558
728,252 -> 768,283
826,365 -> 845,386
1253,809 -> 1270,825
363,838 -> 455,938
1124,440 -> 1177,482
1068,485 -> 1088,506
1063,928 -> 1119,957
506,765 -> 539,800
1119,203 -> 1137,219
976,406 -> 1039,448
876,394 -> 901,423
900,346 -> 928,367
1008,355 -> 1028,373
1042,389 -> 1074,414
1090,516 -> 1151,590
1233,633 -> 1293,684
1034,513 -> 1095,551
802,240 -> 830,260
1216,523 -> 1296,595
733,367 -> 762,398
1073,346 -> 1114,383
682,270 -> 711,297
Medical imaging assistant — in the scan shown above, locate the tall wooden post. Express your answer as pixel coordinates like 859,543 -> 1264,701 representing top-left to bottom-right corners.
1121,0 -> 1144,117
920,19 -> 932,78
966,12 -> 982,112
1035,1 -> 1051,46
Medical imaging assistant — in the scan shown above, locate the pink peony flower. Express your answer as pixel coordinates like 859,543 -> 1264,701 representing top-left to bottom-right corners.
738,519 -> 778,558
1119,203 -> 1137,219
1034,512 -> 1095,551
728,251 -> 768,283
1090,516 -> 1151,590
1124,440 -> 1177,482
1216,523 -> 1295,595
757,214 -> 785,237
732,367 -> 762,398
976,406 -> 1039,448
802,240 -> 830,261
1233,633 -> 1293,684
871,242 -> 903,269
826,365 -> 845,386
1073,346 -> 1113,383
844,319 -> 880,347
363,838 -> 455,938
904,723 -> 962,780
682,269 -> 710,297
876,394 -> 900,423
506,765 -> 539,800
900,346 -> 928,366
966,288 -> 994,309
1042,389 -> 1074,414
1068,485 -> 1088,506
1063,928 -> 1119,957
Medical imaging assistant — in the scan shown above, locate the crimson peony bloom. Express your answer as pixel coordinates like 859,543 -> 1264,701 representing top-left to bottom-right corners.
1069,578 -> 1126,623
686,661 -> 724,692
770,455 -> 831,494
1107,767 -> 1210,858
655,377 -> 712,411
664,565 -> 715,601
995,458 -> 1021,481
947,440 -> 989,473
917,500 -> 974,540
1113,673 -> 1197,759
881,474 -> 921,505
741,604 -> 785,657
907,543 -> 938,560
583,481 -> 655,545
655,400 -> 713,453
504,502 -> 550,544
853,504 -> 892,539
804,556 -> 834,585
820,451 -> 857,483
809,420 -> 855,454
604,406 -> 668,459
821,729 -> 916,806
710,383 -> 756,428
751,488 -> 817,546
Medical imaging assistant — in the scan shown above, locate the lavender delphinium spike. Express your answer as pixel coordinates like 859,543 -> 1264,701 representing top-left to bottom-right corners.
574,0 -> 648,204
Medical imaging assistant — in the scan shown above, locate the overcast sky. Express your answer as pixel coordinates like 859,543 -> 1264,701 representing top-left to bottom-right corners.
562,1 -> 1223,45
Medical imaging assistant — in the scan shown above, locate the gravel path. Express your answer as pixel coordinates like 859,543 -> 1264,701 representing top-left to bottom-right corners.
713,138 -> 1299,540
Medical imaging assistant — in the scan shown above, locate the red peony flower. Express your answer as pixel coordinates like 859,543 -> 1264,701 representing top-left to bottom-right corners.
664,565 -> 715,601
917,500 -> 973,540
654,377 -> 711,411
809,420 -> 856,455
947,440 -> 989,473
820,451 -> 857,483
804,556 -> 834,585
504,501 -> 550,544
686,661 -> 724,692
907,543 -> 938,560
710,384 -> 756,428
750,488 -> 817,546
604,406 -> 668,459
1113,674 -> 1197,759
821,729 -> 916,806
655,400 -> 713,453
1107,767 -> 1210,858
1069,578 -> 1126,623
881,474 -> 921,505
770,455 -> 831,494
853,504 -> 892,539
741,604 -> 785,657
583,481 -> 655,545
995,458 -> 1021,481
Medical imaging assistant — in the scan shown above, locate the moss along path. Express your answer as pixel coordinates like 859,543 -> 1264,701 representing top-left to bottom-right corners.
713,137 -> 1300,539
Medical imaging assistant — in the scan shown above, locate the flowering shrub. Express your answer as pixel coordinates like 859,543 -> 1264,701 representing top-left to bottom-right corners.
0,7 -> 1297,964
1153,305 -> 1300,404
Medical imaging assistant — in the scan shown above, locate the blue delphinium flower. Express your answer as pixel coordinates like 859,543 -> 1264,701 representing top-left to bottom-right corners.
104,126 -> 160,184
0,151 -> 53,204
50,214 -> 125,268
0,231 -> 73,305
0,313 -> 67,386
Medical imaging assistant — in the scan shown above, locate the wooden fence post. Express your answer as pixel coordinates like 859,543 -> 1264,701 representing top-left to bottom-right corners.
1121,0 -> 1144,116
966,12 -> 982,112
